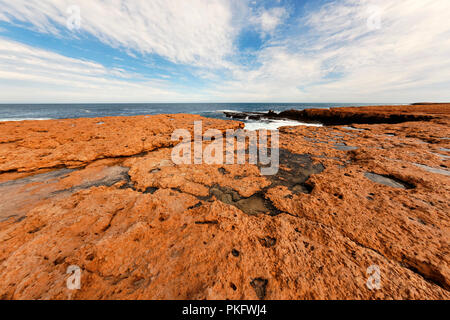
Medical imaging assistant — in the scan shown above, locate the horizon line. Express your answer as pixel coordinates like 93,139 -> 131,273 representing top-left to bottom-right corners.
0,101 -> 417,105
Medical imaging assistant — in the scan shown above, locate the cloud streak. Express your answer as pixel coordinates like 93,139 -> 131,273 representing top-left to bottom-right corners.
0,0 -> 449,103
208,0 -> 450,102
0,38 -> 207,103
0,0 -> 239,67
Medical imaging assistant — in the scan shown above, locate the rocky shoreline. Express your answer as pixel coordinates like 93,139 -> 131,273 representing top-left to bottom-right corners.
224,104 -> 448,125
0,104 -> 449,299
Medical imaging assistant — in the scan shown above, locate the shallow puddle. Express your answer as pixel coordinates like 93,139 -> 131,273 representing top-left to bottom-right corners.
0,166 -> 131,221
303,137 -> 326,144
364,172 -> 414,189
53,166 -> 130,195
209,187 -> 278,216
264,149 -> 325,193
342,126 -> 365,131
0,168 -> 75,188
332,143 -> 358,151
208,149 -> 325,216
432,152 -> 450,160
414,164 -> 450,176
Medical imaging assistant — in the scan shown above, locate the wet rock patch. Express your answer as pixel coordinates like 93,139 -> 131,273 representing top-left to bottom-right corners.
209,186 -> 280,216
262,149 -> 325,195
250,278 -> 268,300
332,143 -> 358,151
259,236 -> 276,248
201,149 -> 324,216
364,172 -> 415,189
413,163 -> 450,176
52,166 -> 130,195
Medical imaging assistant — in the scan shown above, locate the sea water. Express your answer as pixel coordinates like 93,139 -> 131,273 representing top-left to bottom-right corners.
0,102 -> 380,130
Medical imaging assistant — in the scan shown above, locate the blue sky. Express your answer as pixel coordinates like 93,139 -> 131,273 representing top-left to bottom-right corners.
0,0 -> 449,103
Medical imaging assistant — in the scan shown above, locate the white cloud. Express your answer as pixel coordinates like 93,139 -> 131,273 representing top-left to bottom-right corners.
0,0 -> 449,103
207,0 -> 450,102
297,0 -> 450,102
251,7 -> 288,37
0,38 -> 207,103
0,0 -> 239,67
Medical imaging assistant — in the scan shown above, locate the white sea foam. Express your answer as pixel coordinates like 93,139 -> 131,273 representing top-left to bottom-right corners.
0,118 -> 52,122
244,119 -> 322,131
213,109 -> 239,113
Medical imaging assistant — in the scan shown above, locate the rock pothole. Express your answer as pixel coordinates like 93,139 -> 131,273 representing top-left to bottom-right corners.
364,172 -> 415,189
250,278 -> 268,300
202,149 -> 325,216
262,149 -> 324,194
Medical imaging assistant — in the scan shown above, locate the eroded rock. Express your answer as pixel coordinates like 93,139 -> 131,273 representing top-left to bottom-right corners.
0,106 -> 449,299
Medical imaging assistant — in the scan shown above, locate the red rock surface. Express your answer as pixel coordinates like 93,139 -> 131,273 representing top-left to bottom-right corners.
0,105 -> 449,300
278,103 -> 450,125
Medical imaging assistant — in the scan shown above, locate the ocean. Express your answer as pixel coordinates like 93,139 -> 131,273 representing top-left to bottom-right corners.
0,102 -> 380,130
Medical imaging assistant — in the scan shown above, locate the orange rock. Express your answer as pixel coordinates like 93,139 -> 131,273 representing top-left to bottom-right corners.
0,108 -> 449,300
277,103 -> 450,125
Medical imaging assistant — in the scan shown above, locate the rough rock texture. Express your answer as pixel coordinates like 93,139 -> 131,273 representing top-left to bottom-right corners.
226,103 -> 450,125
277,103 -> 450,125
0,106 -> 449,300
0,114 -> 242,173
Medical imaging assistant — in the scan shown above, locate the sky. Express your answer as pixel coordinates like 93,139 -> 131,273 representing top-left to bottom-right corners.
0,0 -> 449,103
